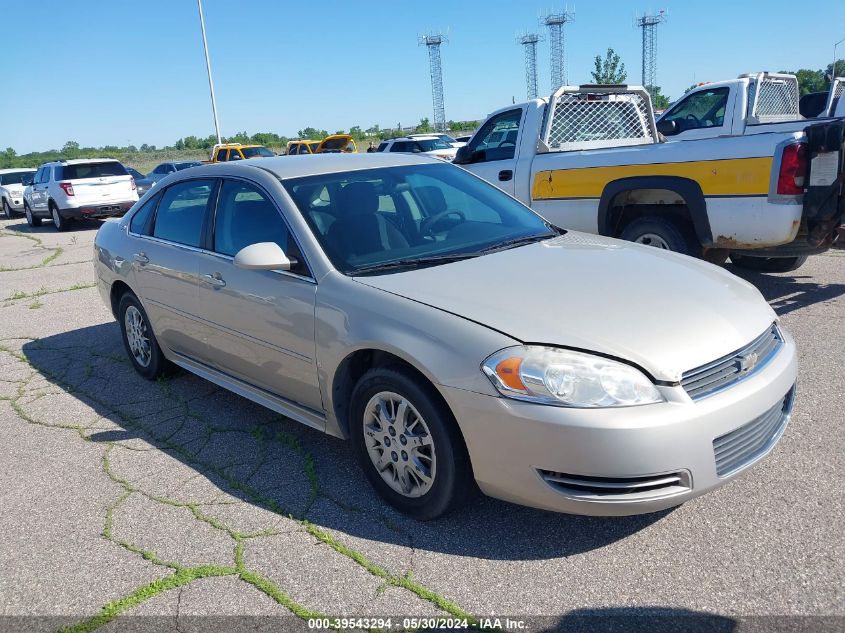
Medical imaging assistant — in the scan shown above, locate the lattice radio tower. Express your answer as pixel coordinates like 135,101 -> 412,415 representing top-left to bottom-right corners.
517,33 -> 544,99
636,10 -> 667,94
541,9 -> 575,91
419,33 -> 448,132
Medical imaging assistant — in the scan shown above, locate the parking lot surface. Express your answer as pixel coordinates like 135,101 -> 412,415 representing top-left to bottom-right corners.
0,217 -> 842,631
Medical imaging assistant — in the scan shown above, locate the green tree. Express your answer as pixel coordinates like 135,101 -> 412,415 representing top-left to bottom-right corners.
646,85 -> 671,109
825,59 -> 845,80
591,48 -> 626,84
415,117 -> 433,133
62,140 -> 80,158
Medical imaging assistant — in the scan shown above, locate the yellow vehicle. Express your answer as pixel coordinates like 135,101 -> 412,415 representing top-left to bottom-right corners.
209,143 -> 275,163
315,134 -> 357,153
286,140 -> 320,155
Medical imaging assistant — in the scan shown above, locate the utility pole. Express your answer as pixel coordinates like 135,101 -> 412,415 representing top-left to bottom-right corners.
636,10 -> 667,96
419,34 -> 448,132
541,9 -> 575,91
517,33 -> 544,99
197,0 -> 221,145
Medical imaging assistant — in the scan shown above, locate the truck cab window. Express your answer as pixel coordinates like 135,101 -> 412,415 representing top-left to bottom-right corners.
662,88 -> 729,133
468,108 -> 523,162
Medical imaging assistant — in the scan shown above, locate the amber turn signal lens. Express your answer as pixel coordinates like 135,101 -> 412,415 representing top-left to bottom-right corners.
495,357 -> 526,391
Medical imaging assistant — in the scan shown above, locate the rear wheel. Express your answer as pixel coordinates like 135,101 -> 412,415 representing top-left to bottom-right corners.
24,203 -> 41,227
350,367 -> 473,520
50,203 -> 69,232
730,254 -> 808,273
117,292 -> 171,380
619,216 -> 699,256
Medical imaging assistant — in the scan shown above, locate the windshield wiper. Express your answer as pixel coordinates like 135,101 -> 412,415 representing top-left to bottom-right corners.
477,233 -> 554,254
352,252 -> 481,275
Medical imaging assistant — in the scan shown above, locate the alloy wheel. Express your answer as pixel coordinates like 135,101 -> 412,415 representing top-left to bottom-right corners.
124,305 -> 152,368
363,391 -> 436,498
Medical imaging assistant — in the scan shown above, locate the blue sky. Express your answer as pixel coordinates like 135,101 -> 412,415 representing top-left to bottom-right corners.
1,0 -> 842,153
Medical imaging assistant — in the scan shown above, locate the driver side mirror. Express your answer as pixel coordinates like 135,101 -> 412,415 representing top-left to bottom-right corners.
454,145 -> 487,165
656,119 -> 679,136
22,176 -> 33,186
234,242 -> 294,271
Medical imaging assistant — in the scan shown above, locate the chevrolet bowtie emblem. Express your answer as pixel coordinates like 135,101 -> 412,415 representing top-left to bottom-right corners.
736,351 -> 759,375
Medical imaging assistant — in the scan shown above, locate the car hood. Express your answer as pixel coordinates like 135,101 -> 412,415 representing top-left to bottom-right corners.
354,232 -> 777,382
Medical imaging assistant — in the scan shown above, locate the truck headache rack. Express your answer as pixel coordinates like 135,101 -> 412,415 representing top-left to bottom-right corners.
744,72 -> 801,124
825,77 -> 844,117
540,85 -> 658,152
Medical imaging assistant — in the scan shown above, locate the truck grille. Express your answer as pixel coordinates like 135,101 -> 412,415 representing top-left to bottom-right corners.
537,469 -> 691,501
713,388 -> 794,478
681,325 -> 782,400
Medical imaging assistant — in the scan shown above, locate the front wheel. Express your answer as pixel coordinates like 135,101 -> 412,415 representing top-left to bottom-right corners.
730,254 -> 808,273
117,292 -> 171,380
619,216 -> 699,256
24,203 -> 41,227
2,199 -> 13,219
350,367 -> 472,520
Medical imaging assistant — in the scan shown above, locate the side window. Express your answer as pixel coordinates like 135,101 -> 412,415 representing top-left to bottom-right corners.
290,145 -> 299,155
216,149 -> 228,162
213,180 -> 306,275
662,88 -> 729,132
468,109 -> 522,162
376,142 -> 388,152
390,142 -> 406,152
229,150 -> 243,161
152,165 -> 164,175
165,164 -> 176,173
152,179 -> 215,247
213,180 -> 287,256
32,168 -> 43,184
129,193 -> 160,235
39,167 -> 51,184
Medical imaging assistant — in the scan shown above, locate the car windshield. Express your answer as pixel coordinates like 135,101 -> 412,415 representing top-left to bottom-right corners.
284,163 -> 557,275
416,139 -> 452,151
241,147 -> 274,158
307,142 -> 320,152
320,138 -> 351,151
175,162 -> 202,170
0,171 -> 34,185
57,162 -> 127,179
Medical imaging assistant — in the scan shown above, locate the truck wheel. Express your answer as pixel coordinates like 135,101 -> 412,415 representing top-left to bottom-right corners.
619,216 -> 698,256
730,254 -> 808,273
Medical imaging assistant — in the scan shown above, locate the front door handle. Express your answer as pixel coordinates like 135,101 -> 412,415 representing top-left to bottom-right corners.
133,252 -> 149,265
202,272 -> 226,288
498,170 -> 513,182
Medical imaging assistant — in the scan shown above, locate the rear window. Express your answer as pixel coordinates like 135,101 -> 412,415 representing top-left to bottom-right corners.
376,142 -> 389,152
241,147 -> 274,158
416,139 -> 451,151
0,171 -> 35,185
57,162 -> 127,180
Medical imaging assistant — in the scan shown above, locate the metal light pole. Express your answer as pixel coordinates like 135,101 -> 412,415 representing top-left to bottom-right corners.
834,37 -> 845,80
197,0 -> 221,145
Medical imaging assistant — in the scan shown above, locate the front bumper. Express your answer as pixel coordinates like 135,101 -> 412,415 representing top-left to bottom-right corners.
441,330 -> 798,516
6,196 -> 25,210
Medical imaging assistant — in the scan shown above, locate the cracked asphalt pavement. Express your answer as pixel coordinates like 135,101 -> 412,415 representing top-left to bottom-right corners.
0,217 -> 842,632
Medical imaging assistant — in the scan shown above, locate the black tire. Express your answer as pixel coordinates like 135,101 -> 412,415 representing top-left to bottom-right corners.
50,202 -> 69,232
117,292 -> 171,380
2,199 -> 13,219
24,203 -> 41,227
730,254 -> 808,273
619,215 -> 699,256
350,367 -> 473,520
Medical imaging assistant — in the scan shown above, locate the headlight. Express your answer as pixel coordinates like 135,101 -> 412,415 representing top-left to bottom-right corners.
482,346 -> 664,408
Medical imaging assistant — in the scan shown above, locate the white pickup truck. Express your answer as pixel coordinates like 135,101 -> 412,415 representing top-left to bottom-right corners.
456,82 -> 845,271
656,72 -> 844,141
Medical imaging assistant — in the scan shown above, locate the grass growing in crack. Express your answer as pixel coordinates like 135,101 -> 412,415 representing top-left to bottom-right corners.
4,282 -> 95,302
5,339 -> 475,630
29,300 -> 42,310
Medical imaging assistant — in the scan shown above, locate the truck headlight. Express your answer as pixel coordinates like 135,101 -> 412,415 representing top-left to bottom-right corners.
482,346 -> 664,408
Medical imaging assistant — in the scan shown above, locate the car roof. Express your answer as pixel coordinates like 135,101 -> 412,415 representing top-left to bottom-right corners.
0,168 -> 36,173
44,158 -> 121,165
181,153 -> 441,180
408,133 -> 446,138
387,137 -> 437,142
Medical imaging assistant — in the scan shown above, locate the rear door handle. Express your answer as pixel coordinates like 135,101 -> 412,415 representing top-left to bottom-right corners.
202,272 -> 226,288
133,252 -> 149,265
498,170 -> 513,182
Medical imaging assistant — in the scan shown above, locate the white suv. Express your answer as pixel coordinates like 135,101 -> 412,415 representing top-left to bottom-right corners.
0,168 -> 37,218
23,159 -> 138,231
375,136 -> 458,161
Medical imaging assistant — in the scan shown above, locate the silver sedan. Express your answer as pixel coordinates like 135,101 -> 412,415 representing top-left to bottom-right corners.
93,154 -> 797,519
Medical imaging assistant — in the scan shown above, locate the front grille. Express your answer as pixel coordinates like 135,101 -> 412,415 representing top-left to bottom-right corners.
713,388 -> 794,478
537,469 -> 691,501
681,324 -> 782,400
